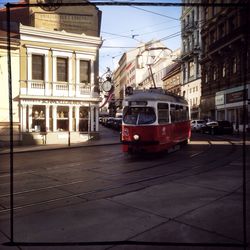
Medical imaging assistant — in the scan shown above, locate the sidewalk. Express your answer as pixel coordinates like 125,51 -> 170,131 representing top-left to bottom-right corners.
0,126 -> 121,155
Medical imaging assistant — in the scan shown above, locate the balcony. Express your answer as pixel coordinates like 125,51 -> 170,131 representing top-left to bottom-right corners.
20,80 -> 91,98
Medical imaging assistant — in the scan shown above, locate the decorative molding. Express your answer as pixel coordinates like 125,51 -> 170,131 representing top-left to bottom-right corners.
20,24 -> 102,48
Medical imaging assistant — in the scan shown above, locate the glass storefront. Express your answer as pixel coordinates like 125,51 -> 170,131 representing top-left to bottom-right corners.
32,105 -> 46,132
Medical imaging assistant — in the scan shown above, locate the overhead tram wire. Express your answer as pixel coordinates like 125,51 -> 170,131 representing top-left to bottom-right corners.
102,24 -> 181,42
130,5 -> 179,20
2,1 -> 245,8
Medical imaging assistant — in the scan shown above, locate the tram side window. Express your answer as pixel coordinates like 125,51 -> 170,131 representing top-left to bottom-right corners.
170,104 -> 176,122
170,104 -> 189,122
182,106 -> 189,120
158,103 -> 169,124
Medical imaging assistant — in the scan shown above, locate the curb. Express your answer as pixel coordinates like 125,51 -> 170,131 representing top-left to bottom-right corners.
0,141 -> 122,155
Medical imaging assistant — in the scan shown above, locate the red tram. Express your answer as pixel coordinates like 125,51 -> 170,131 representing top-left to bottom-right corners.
121,88 -> 191,153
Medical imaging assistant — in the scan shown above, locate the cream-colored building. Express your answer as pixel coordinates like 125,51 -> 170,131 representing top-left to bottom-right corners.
0,35 -> 20,146
0,0 -> 102,146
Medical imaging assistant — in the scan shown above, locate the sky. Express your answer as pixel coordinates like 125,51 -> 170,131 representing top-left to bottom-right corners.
0,0 -> 182,75
97,1 -> 181,75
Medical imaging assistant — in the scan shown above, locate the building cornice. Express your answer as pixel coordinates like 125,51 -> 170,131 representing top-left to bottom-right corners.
20,24 -> 102,49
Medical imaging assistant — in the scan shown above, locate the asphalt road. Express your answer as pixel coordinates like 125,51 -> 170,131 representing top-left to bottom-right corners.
0,132 -> 249,250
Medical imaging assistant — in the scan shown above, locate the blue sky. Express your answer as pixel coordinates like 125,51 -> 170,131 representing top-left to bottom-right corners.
98,2 -> 181,74
0,1 -> 182,75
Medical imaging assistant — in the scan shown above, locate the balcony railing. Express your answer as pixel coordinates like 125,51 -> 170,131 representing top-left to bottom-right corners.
20,80 -> 92,98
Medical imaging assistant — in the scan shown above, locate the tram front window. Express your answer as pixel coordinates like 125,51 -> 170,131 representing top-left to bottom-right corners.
123,107 -> 156,125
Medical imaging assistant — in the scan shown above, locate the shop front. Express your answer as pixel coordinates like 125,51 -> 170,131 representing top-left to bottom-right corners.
215,85 -> 249,132
20,99 -> 100,145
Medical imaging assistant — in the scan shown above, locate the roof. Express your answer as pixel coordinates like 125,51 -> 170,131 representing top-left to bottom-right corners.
162,61 -> 181,81
125,88 -> 188,105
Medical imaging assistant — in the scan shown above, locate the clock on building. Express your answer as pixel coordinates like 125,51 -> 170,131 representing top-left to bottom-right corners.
37,0 -> 62,11
102,80 -> 113,92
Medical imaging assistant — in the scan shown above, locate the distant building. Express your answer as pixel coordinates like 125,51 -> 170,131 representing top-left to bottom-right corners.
200,0 -> 250,132
113,41 -> 178,112
0,0 -> 102,146
162,61 -> 182,96
180,0 -> 202,119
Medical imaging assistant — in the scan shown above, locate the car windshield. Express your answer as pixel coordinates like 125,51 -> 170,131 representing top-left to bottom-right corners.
123,107 -> 156,125
197,120 -> 205,124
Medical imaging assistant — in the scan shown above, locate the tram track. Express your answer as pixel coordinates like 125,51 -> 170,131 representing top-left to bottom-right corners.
0,138 -> 241,214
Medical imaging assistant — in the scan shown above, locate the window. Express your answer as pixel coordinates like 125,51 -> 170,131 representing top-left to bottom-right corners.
219,23 -> 225,38
123,107 -> 156,125
80,60 -> 90,83
205,72 -> 208,83
232,57 -> 237,74
57,57 -> 68,82
229,15 -> 237,32
210,30 -> 216,44
213,67 -> 218,80
32,54 -> 44,80
158,103 -> 169,124
170,104 -> 176,122
189,61 -> 194,78
183,65 -> 187,81
222,63 -> 226,78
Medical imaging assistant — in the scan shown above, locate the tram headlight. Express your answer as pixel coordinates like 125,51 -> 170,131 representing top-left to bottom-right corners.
133,134 -> 140,141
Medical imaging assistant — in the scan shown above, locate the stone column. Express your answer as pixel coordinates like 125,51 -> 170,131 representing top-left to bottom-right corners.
45,54 -> 50,96
90,106 -> 94,132
52,106 -> 57,132
45,105 -> 50,132
28,105 -> 33,132
68,57 -> 73,97
69,106 -> 73,131
21,104 -> 27,132
75,106 -> 80,132
52,55 -> 57,95
75,58 -> 80,97
95,106 -> 99,132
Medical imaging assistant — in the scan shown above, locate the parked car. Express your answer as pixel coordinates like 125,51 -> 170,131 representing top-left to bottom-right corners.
191,120 -> 206,132
113,117 -> 122,131
201,120 -> 234,135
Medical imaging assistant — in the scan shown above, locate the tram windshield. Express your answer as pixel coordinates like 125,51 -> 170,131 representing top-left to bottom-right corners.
123,107 -> 156,125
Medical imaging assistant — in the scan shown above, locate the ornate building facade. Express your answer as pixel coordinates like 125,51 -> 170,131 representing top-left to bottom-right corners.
0,0 -> 102,146
200,0 -> 250,132
180,1 -> 202,119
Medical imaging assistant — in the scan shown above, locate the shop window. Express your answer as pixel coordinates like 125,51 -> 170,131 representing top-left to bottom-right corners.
80,60 -> 90,83
228,109 -> 235,123
32,54 -> 44,80
79,107 -> 89,132
57,57 -> 68,82
32,105 -> 45,132
217,110 -> 225,120
57,106 -> 69,131
238,108 -> 244,125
